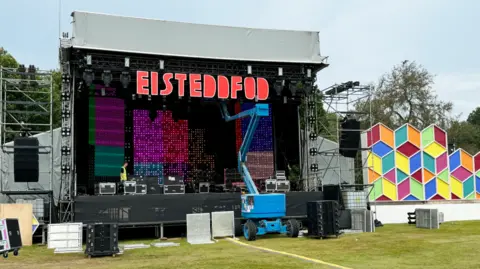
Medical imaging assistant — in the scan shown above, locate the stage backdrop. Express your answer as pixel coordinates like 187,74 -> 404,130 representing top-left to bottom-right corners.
362,123 -> 480,201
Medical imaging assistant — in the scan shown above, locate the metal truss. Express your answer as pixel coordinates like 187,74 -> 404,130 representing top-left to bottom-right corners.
0,66 -> 55,222
307,83 -> 373,191
302,92 -> 320,191
0,67 -> 53,146
58,38 -> 75,222
70,51 -> 324,82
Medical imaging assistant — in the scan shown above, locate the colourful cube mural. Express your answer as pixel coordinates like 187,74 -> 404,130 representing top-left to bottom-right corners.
365,123 -> 479,201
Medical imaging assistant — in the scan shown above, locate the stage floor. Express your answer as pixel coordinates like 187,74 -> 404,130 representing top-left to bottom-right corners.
74,192 -> 324,224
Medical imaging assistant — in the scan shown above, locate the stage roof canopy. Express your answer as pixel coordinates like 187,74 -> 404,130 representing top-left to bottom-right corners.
71,11 -> 327,64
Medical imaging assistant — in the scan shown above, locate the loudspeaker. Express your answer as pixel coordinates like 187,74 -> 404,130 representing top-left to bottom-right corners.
13,137 -> 39,182
306,200 -> 340,238
339,118 -> 360,158
85,223 -> 119,257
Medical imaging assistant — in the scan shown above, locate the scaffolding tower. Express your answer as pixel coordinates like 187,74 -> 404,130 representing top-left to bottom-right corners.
303,82 -> 373,191
0,65 -> 54,223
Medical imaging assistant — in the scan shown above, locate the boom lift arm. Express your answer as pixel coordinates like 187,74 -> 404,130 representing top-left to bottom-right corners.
219,103 -> 269,195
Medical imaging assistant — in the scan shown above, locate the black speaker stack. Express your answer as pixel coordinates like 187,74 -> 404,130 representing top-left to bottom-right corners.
339,118 -> 361,158
85,223 -> 120,258
306,200 -> 341,238
13,137 -> 40,182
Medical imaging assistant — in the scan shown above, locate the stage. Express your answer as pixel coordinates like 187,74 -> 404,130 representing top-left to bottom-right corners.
74,191 -> 324,224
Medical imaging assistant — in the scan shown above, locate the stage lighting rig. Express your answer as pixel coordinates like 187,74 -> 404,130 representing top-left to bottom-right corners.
102,70 -> 113,87
61,146 -> 71,156
61,165 -> 70,174
308,116 -> 316,126
278,67 -> 283,76
309,132 -> 317,141
61,127 -> 71,136
309,148 -> 318,156
159,60 -> 165,70
247,65 -> 252,75
61,91 -> 71,101
324,81 -> 361,95
310,164 -> 319,172
61,108 -> 70,119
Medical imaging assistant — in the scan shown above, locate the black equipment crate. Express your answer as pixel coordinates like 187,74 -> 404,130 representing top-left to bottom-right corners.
164,185 -> 185,194
85,223 -> 120,257
0,218 -> 22,258
306,200 -> 340,238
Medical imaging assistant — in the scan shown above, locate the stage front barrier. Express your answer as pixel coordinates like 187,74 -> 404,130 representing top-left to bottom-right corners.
74,192 -> 324,224
47,223 -> 83,253
186,213 -> 213,245
0,204 -> 32,246
211,211 -> 235,239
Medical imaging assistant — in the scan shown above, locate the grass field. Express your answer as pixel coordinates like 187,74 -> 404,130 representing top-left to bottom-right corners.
2,221 -> 480,269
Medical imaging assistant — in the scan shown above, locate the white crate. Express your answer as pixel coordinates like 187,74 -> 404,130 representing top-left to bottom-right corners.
186,213 -> 213,245
211,211 -> 235,238
47,223 -> 83,250
351,209 -> 375,232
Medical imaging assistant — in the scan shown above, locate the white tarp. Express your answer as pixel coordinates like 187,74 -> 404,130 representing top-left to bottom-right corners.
71,11 -> 327,64
301,133 -> 355,187
0,128 -> 61,204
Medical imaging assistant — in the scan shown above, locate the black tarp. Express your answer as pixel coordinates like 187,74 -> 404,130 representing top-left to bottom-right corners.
74,192 -> 324,224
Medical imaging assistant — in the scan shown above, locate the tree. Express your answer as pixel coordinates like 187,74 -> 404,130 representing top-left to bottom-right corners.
447,120 -> 480,154
356,60 -> 453,130
467,107 -> 480,126
0,48 -> 19,68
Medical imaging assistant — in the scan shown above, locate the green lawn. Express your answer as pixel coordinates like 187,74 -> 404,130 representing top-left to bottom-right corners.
3,221 -> 480,269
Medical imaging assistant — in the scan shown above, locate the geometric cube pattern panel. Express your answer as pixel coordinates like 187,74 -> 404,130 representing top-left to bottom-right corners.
365,123 -> 479,201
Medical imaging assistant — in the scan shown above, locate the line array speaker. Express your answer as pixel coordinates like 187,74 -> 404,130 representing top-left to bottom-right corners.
306,200 -> 340,238
85,223 -> 119,257
339,118 -> 360,158
13,137 -> 39,182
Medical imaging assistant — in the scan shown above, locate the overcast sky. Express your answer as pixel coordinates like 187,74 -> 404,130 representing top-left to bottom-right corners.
1,0 -> 478,119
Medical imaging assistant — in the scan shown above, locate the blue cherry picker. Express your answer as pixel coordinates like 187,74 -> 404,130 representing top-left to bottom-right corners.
220,102 -> 300,241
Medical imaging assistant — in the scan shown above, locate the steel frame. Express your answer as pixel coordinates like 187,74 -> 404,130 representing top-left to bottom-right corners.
303,83 -> 373,191
0,66 -> 54,222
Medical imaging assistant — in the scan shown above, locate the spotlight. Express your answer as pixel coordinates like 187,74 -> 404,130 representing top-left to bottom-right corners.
309,132 -> 317,140
274,80 -> 284,96
308,116 -> 316,126
124,57 -> 130,68
306,68 -> 312,78
278,67 -> 283,76
308,101 -> 315,110
120,71 -> 131,89
310,164 -> 319,172
62,74 -> 70,83
83,69 -> 94,86
159,60 -> 165,70
86,55 -> 92,65
131,94 -> 136,100
289,81 -> 298,96
148,95 -> 152,101
309,148 -> 318,156
247,65 -> 252,75
102,70 -> 113,87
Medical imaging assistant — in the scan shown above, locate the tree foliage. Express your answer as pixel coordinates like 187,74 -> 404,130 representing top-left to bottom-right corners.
356,60 -> 453,130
